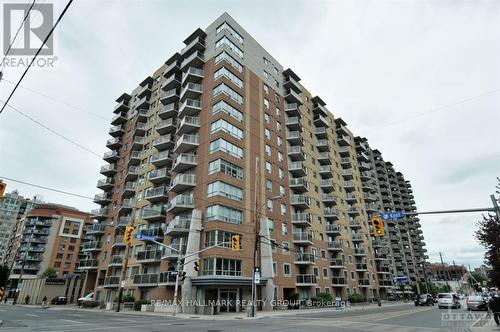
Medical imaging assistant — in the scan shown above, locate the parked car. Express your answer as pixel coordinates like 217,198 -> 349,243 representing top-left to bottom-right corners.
414,294 -> 434,306
437,293 -> 461,309
466,295 -> 488,311
77,291 -> 94,306
51,296 -> 67,305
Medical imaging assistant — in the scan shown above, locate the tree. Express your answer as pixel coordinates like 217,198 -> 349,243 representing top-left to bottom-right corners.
475,214 -> 500,288
40,267 -> 57,278
0,265 -> 9,287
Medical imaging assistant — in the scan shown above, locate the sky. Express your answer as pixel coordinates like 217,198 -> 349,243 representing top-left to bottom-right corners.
0,0 -> 498,269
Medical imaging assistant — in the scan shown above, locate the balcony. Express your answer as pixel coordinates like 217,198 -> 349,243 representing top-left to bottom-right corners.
127,150 -> 141,166
337,135 -> 351,146
283,75 -> 301,93
312,103 -> 328,116
118,198 -> 133,214
131,136 -> 144,150
142,207 -> 166,222
112,235 -> 125,247
82,241 -> 101,252
173,134 -> 199,154
151,151 -> 172,167
180,82 -> 202,101
316,139 -> 330,152
90,208 -> 107,220
77,259 -> 98,270
182,67 -> 204,85
349,220 -> 362,228
359,279 -> 371,287
293,232 -> 313,245
136,250 -> 162,263
147,167 -> 170,184
162,73 -> 181,91
321,193 -> 337,205
106,137 -> 121,149
156,118 -> 177,134
164,61 -> 180,78
133,273 -> 159,287
171,153 -> 197,173
365,204 -> 378,213
285,130 -> 303,145
114,100 -> 129,113
109,125 -> 124,137
181,50 -> 204,69
289,177 -> 309,193
158,103 -> 177,119
294,253 -> 316,265
291,213 -> 312,227
97,177 -> 113,190
296,274 -> 317,286
178,98 -> 202,118
93,193 -> 111,205
327,241 -> 343,251
341,169 -> 354,180
284,102 -> 299,117
165,216 -> 191,236
313,114 -> 329,128
117,217 -> 131,227
319,165 -> 333,178
285,116 -> 301,131
161,245 -> 186,260
158,271 -> 178,285
161,88 -> 179,105
100,164 -> 117,176
326,224 -> 341,235
111,112 -> 127,126
287,145 -> 305,161
123,181 -> 137,196
347,207 -> 360,216
86,223 -> 105,235
330,259 -> 344,269
288,162 -> 307,177
317,152 -> 331,165
134,122 -> 146,136
324,207 -> 339,220
125,166 -> 139,180
153,134 -> 175,150
167,195 -> 194,213
135,95 -> 150,110
101,277 -> 120,288
284,89 -> 303,105
290,194 -> 310,209
359,162 -> 372,170
137,226 -> 163,240
354,248 -> 366,256
109,255 -> 124,267
170,173 -> 197,192
320,179 -> 334,191
177,116 -> 200,134
144,186 -> 168,202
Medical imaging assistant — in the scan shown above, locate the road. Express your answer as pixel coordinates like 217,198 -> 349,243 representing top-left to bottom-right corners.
0,301 -> 496,331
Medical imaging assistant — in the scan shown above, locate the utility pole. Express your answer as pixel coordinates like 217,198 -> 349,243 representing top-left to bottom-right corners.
250,157 -> 259,318
439,252 -> 450,291
116,218 -> 135,312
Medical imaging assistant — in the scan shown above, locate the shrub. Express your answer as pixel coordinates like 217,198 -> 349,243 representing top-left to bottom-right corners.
348,293 -> 366,303
134,299 -> 150,311
113,294 -> 135,302
82,301 -> 99,308
311,292 -> 333,306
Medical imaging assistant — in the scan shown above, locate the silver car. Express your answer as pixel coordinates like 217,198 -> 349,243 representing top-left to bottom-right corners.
437,293 -> 461,309
467,295 -> 488,311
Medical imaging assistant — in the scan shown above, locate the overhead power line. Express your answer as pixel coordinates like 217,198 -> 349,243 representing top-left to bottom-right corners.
0,0 -> 37,71
0,0 -> 74,115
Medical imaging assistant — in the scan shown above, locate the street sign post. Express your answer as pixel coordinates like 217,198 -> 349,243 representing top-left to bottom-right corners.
136,234 -> 157,241
254,267 -> 261,284
381,211 -> 405,220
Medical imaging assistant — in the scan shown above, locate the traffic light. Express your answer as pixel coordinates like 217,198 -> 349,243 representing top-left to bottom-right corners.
124,226 -> 134,245
371,216 -> 385,237
179,271 -> 187,281
194,261 -> 199,272
231,235 -> 240,251
0,286 -> 4,301
0,182 -> 6,199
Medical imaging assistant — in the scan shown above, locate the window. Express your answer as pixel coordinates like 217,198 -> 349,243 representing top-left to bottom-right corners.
282,242 -> 290,254
266,179 -> 273,192
313,267 -> 319,277
320,250 -> 326,259
215,51 -> 243,72
276,122 -> 282,132
208,159 -> 243,180
264,113 -> 270,124
281,223 -> 288,235
280,204 -> 287,215
209,138 -> 243,159
265,128 -> 270,140
267,199 -> 273,211
263,57 -> 269,65
267,218 -> 275,232
275,107 -> 281,117
215,36 -> 243,58
264,99 -> 270,109
279,185 -> 285,197
265,144 -> 271,156
206,204 -> 243,224
264,84 -> 269,94
273,66 -> 279,75
279,168 -> 285,179
214,67 -> 243,88
273,262 -> 277,276
277,137 -> 282,146
265,161 -> 272,174
203,258 -> 242,276
207,181 -> 243,201
216,22 -> 244,44
205,230 -> 242,249
278,152 -> 283,162
213,83 -> 243,104
212,100 -> 243,122
211,119 -> 243,139
283,263 -> 291,276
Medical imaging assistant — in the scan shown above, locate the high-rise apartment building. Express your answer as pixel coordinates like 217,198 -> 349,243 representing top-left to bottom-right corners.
8,204 -> 93,290
0,190 -> 40,265
86,13 -> 427,313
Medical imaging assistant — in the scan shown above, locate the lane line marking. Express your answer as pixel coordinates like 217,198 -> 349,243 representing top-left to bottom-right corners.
26,313 -> 38,317
60,319 -> 83,324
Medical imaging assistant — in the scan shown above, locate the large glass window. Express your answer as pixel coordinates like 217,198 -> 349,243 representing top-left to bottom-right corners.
212,100 -> 243,122
215,36 -> 243,58
208,158 -> 243,180
209,138 -> 243,159
207,181 -> 243,201
206,204 -> 243,224
211,119 -> 243,140
204,230 -> 242,249
202,258 -> 242,276
214,67 -> 243,88
215,51 -> 243,73
213,83 -> 243,105
216,22 -> 244,44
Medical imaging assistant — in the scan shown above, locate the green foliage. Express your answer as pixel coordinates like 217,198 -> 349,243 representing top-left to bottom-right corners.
0,265 -> 10,287
134,299 -> 150,311
113,294 -> 135,302
311,292 -> 333,306
40,267 -> 57,278
348,293 -> 366,303
82,301 -> 99,308
288,293 -> 300,301
475,214 -> 500,287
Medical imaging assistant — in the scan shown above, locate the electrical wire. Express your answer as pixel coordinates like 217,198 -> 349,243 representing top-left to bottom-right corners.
0,0 -> 74,115
0,0 -> 37,71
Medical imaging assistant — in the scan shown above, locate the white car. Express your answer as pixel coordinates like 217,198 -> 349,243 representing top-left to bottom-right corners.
437,293 -> 461,309
77,291 -> 94,305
